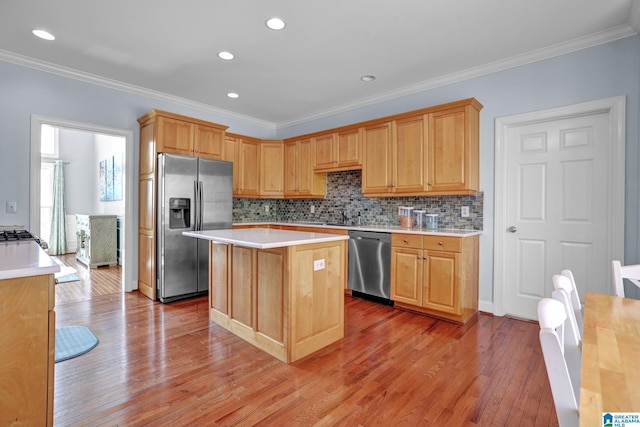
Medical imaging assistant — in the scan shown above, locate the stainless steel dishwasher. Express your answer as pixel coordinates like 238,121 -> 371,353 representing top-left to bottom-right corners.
348,230 -> 393,305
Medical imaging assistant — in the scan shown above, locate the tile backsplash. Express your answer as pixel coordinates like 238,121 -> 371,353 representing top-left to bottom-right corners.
232,170 -> 483,230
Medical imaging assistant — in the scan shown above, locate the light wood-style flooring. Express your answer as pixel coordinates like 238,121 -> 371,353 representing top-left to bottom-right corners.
53,276 -> 558,426
54,253 -> 121,305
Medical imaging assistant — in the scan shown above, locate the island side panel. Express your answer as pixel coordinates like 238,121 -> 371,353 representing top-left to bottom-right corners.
288,240 -> 346,362
209,242 -> 230,325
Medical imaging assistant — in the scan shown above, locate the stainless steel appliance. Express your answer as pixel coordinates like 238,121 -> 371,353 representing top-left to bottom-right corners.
157,153 -> 233,303
347,230 -> 393,304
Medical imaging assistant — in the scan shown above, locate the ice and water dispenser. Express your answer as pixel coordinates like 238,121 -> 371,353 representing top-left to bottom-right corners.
169,198 -> 190,229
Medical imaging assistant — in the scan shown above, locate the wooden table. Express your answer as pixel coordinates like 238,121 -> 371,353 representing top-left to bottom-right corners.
580,292 -> 640,426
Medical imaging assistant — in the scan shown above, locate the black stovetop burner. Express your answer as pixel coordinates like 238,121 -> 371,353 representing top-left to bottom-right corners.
0,229 -> 37,242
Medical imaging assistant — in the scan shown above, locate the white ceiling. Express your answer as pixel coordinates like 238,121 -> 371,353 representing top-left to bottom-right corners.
1,1 -> 639,127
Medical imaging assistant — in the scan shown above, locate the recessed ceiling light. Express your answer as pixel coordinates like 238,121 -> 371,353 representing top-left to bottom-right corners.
218,51 -> 234,60
227,92 -> 239,99
266,17 -> 286,30
361,75 -> 376,82
32,29 -> 55,41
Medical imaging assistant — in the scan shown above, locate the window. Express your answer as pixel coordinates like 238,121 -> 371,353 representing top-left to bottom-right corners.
41,124 -> 59,158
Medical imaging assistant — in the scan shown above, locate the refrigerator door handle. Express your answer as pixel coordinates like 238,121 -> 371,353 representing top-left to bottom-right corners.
194,180 -> 200,231
198,180 -> 204,230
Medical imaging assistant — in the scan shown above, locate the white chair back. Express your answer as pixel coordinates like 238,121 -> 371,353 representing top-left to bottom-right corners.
552,274 -> 582,347
612,260 -> 640,298
559,269 -> 583,335
538,298 -> 580,427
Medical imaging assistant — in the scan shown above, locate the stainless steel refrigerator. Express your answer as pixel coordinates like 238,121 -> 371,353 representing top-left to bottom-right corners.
157,153 -> 233,303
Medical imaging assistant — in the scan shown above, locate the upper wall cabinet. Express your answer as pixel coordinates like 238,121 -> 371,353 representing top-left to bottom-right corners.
362,98 -> 481,197
427,102 -> 480,194
260,140 -> 284,198
362,116 -> 428,196
224,134 -> 261,197
313,128 -> 362,172
151,110 -> 227,160
284,139 -> 326,198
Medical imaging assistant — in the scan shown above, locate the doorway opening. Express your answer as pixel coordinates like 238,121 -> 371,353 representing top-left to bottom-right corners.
29,115 -> 135,295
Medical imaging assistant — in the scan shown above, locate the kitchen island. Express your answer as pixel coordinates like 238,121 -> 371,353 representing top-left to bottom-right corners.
0,241 -> 59,426
183,228 -> 348,363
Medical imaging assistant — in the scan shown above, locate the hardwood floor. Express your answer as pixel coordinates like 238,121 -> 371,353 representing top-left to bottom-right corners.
54,253 -> 121,305
53,289 -> 559,426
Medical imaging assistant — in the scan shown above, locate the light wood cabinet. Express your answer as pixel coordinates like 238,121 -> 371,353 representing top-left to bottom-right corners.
362,115 -> 427,195
208,239 -> 346,363
313,128 -> 362,172
260,140 -> 284,198
391,233 -> 479,324
362,98 -> 481,197
155,113 -> 226,159
0,273 -> 55,426
362,121 -> 393,195
224,134 -> 261,197
427,103 -> 480,193
225,134 -> 281,198
284,139 -> 326,198
137,110 -> 229,301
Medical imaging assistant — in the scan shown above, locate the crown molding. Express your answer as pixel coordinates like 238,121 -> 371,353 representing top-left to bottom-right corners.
277,23 -> 638,129
1,21 -> 637,133
0,49 -> 276,131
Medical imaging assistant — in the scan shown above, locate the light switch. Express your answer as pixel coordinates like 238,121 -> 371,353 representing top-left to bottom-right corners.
6,201 -> 17,213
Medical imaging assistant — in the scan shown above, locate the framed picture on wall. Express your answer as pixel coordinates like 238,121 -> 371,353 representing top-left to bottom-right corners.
99,154 -> 123,201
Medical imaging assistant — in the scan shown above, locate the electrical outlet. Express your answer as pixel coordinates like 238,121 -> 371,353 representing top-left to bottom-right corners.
264,204 -> 269,213
314,259 -> 325,271
461,206 -> 470,217
310,205 -> 315,214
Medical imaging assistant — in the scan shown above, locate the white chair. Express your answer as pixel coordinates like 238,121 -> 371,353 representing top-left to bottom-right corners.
538,298 -> 580,427
552,273 -> 582,346
559,270 -> 583,335
611,260 -> 640,298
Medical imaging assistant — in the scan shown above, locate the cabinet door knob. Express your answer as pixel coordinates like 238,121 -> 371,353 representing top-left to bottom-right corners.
438,241 -> 443,245
403,239 -> 408,243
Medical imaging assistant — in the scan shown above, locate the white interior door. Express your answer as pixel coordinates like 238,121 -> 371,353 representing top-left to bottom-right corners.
494,97 -> 625,320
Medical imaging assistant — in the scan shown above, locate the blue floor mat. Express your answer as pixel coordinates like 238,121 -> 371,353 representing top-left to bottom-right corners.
55,325 -> 99,362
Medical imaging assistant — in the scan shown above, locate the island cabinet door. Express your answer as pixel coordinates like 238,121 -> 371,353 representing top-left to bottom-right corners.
230,246 -> 255,329
209,242 -> 230,318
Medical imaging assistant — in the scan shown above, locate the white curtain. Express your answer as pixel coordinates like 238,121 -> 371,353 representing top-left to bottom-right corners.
49,160 -> 67,255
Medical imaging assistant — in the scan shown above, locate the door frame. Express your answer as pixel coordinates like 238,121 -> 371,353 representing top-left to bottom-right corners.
493,96 -> 625,316
29,115 -> 136,292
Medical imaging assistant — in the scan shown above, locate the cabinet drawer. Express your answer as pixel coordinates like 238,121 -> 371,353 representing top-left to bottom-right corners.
392,233 -> 423,249
423,236 -> 461,252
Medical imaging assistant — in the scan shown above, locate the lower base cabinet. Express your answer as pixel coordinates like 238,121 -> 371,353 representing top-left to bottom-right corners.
208,239 -> 346,363
391,234 -> 479,324
0,274 -> 55,426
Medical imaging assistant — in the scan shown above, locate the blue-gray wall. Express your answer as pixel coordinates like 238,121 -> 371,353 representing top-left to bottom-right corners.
1,35 -> 638,304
